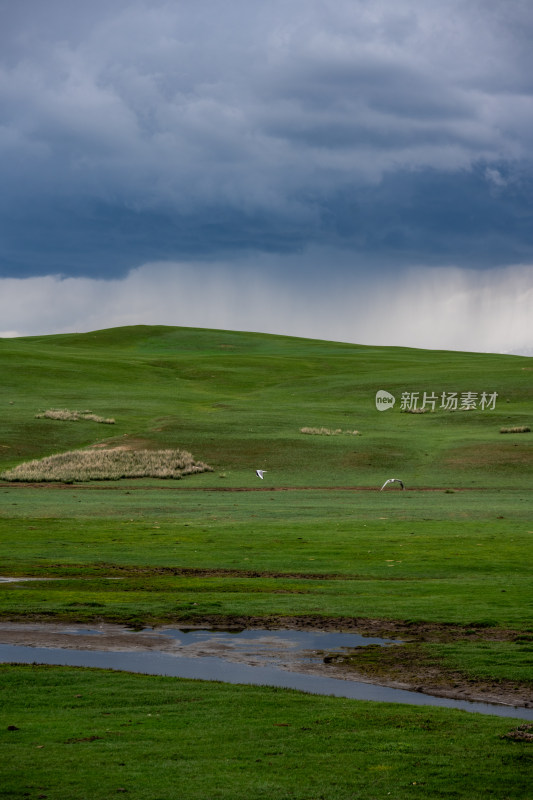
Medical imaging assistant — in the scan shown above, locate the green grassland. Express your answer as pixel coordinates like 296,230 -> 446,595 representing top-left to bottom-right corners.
0,325 -> 531,635
0,326 -> 532,798
1,664 -> 531,800
0,500 -> 532,629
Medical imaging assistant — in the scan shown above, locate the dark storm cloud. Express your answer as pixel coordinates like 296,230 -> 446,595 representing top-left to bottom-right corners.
1,0 -> 533,278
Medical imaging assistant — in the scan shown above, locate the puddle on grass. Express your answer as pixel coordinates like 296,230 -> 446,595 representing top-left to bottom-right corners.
0,576 -> 123,583
0,625 -> 531,720
69,626 -> 395,656
0,576 -> 60,583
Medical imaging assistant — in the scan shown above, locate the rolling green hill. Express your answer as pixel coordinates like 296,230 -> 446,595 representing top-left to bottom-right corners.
1,325 -> 531,487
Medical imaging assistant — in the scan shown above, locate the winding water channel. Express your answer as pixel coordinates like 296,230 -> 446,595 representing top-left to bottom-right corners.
1,624 -> 531,720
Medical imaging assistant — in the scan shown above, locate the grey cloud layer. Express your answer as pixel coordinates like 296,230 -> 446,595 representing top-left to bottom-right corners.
2,0 -> 533,277
1,260 -> 532,356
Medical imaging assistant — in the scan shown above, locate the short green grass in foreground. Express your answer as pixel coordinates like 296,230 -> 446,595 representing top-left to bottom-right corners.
1,665 -> 531,800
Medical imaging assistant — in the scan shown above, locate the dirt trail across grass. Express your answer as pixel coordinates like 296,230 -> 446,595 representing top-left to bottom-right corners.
0,483 -> 485,491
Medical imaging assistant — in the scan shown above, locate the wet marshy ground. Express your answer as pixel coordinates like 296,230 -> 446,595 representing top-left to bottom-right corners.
0,622 -> 531,720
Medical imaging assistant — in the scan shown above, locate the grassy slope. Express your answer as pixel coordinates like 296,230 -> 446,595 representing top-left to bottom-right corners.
1,324 -> 531,486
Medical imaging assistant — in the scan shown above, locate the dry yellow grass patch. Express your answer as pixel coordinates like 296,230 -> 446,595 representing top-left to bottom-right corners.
300,427 -> 359,435
35,409 -> 115,424
1,448 -> 212,482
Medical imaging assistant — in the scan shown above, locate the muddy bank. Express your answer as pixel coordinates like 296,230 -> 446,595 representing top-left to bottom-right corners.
1,611 -> 524,640
0,618 -> 531,710
322,641 -> 533,710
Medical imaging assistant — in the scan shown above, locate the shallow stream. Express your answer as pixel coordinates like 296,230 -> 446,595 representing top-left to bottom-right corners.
1,624 -> 531,720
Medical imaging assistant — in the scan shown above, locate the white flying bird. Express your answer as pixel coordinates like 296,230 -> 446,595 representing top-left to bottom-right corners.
255,470 -> 267,479
380,478 -> 405,491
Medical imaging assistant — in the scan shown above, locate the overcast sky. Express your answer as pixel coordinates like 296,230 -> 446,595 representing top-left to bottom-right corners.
1,0 -> 532,353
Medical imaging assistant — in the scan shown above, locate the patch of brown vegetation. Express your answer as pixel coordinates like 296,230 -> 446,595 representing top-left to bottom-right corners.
65,735 -> 103,743
88,437 -> 155,451
444,442 -> 532,469
501,724 -> 533,741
